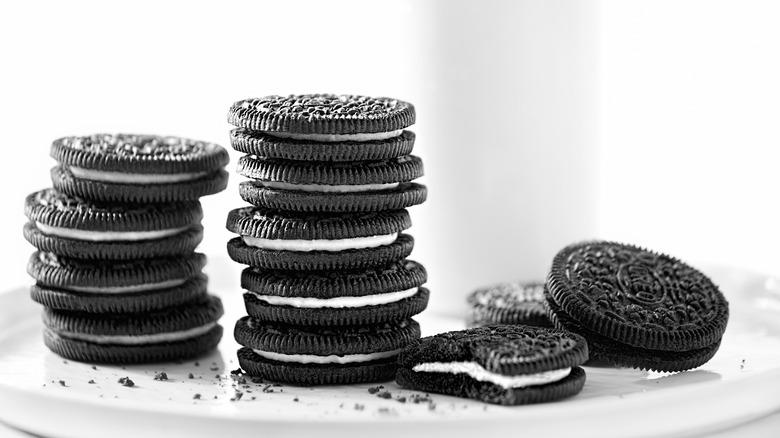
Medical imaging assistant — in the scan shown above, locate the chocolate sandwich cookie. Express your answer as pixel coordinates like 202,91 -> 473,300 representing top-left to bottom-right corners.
396,325 -> 588,405
228,94 -> 415,139
226,207 -> 413,270
50,134 -> 229,203
235,317 -> 420,385
236,155 -> 426,213
242,260 -> 429,326
23,188 -> 203,260
230,128 -> 416,162
43,295 -> 224,363
545,241 -> 729,372
467,281 -> 552,328
31,274 -> 209,314
27,251 -> 206,295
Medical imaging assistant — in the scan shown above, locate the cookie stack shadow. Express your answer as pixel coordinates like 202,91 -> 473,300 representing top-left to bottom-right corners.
23,134 -> 229,363
225,94 -> 429,384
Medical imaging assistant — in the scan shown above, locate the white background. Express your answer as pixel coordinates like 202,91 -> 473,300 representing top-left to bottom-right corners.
0,0 -> 777,310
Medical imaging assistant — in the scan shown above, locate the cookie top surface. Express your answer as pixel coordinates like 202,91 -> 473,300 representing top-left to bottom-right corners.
226,207 -> 411,240
398,325 -> 588,376
468,281 -> 546,310
25,188 -> 202,231
242,259 -> 427,298
547,241 -> 729,350
44,295 -> 223,336
234,317 -> 420,356
227,94 -> 415,134
51,133 -> 229,173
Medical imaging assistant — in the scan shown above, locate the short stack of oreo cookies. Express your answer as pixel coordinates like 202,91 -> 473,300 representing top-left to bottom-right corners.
225,94 -> 429,384
24,134 -> 229,363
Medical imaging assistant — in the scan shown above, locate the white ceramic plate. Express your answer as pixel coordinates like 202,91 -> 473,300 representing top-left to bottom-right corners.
0,264 -> 779,438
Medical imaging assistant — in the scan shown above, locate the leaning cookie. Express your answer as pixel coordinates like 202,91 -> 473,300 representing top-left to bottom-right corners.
226,207 -> 413,270
235,317 -> 420,385
467,281 -> 551,327
43,295 -> 223,364
545,241 -> 729,372
24,188 -> 203,260
237,156 -> 427,213
242,260 -> 429,326
396,325 -> 588,405
50,134 -> 229,203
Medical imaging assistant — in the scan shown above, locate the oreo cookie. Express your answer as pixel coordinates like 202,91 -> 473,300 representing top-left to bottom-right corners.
467,281 -> 551,328
23,188 -> 203,259
230,128 -> 416,162
50,134 -> 229,203
396,325 -> 588,405
235,155 -> 426,213
226,207 -> 413,270
235,317 -> 420,384
31,274 -> 208,314
27,251 -> 206,294
545,241 -> 729,372
228,94 -> 415,138
43,295 -> 224,363
242,260 -> 429,326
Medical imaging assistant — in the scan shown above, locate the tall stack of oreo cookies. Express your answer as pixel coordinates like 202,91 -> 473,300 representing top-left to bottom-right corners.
226,94 -> 429,384
24,134 -> 229,363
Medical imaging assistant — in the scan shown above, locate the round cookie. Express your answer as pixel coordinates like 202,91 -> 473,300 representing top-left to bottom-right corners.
43,295 -> 224,364
226,207 -> 413,270
467,281 -> 552,328
50,133 -> 229,203
545,240 -> 729,372
234,317 -> 420,385
396,325 -> 588,405
227,94 -> 415,137
27,251 -> 206,293
230,128 -> 416,162
31,274 -> 209,314
23,188 -> 203,259
241,260 -> 429,325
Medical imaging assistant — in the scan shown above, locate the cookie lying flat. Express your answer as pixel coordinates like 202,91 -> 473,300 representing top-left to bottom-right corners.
230,128 -> 416,162
236,156 -> 426,213
23,188 -> 203,260
226,207 -> 413,270
242,260 -> 429,326
27,251 -> 206,295
228,94 -> 415,141
31,274 -> 208,314
396,325 -> 588,405
235,317 -> 420,385
545,241 -> 729,372
50,134 -> 229,203
43,295 -> 224,364
467,281 -> 551,328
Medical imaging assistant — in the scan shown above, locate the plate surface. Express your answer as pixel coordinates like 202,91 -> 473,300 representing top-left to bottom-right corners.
1,264 -> 779,438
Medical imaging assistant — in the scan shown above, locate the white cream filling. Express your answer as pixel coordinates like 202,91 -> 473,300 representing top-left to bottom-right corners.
35,222 -> 190,242
252,348 -> 402,364
267,129 -> 403,142
241,232 -> 397,252
412,362 -> 571,389
65,278 -> 187,294
248,287 -> 419,309
60,322 -> 217,345
69,166 -> 208,184
260,180 -> 399,193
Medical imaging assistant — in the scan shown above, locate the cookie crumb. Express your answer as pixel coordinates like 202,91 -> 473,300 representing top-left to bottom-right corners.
194,362 -> 200,367
354,403 -> 365,411
230,391 -> 244,402
740,359 -> 746,370
117,377 -> 135,387
396,396 -> 406,403
293,397 -> 299,402
91,365 -> 98,370
188,373 -> 195,379
58,380 -> 67,387
209,366 -> 219,371
377,391 -> 392,399
230,368 -> 243,375
88,380 -> 96,384
193,393 -> 201,400
153,372 -> 169,381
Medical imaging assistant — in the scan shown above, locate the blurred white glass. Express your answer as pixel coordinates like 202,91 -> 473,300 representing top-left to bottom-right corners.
411,0 -> 600,316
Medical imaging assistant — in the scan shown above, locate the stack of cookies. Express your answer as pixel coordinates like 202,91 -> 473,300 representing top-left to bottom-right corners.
23,134 -> 229,363
225,94 -> 429,384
